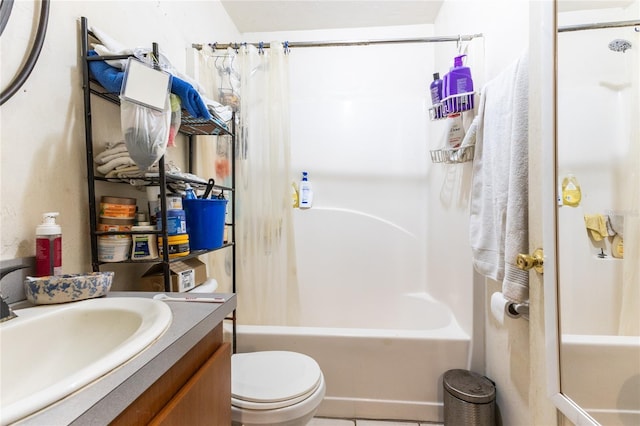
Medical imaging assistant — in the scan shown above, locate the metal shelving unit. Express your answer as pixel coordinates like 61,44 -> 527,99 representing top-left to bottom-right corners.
80,16 -> 237,350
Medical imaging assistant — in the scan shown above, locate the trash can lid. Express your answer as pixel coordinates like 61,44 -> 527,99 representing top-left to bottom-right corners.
443,369 -> 496,404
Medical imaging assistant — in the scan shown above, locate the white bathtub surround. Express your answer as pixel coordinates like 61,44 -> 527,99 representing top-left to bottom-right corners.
618,27 -> 640,336
561,334 -> 640,425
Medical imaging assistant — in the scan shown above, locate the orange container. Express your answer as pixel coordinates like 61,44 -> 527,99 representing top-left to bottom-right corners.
97,217 -> 134,239
100,196 -> 137,219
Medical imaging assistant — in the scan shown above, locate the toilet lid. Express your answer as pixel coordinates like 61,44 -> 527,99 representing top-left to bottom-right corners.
231,351 -> 322,410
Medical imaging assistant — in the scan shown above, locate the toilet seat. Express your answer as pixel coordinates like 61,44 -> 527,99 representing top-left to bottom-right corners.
232,351 -> 323,410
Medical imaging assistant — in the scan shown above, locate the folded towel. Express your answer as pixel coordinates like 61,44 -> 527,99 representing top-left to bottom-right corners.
97,150 -> 130,165
469,51 -> 530,304
584,214 -> 610,241
95,144 -> 129,164
97,156 -> 136,175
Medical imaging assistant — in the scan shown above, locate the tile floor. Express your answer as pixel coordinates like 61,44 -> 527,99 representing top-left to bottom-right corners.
309,418 -> 443,426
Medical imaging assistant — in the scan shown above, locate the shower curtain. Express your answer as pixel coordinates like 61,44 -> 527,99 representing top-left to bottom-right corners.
234,43 -> 300,326
195,43 -> 300,326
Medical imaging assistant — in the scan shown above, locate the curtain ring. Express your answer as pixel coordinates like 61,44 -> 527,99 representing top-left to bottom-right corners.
457,35 -> 462,54
258,41 -> 264,55
283,41 -> 290,55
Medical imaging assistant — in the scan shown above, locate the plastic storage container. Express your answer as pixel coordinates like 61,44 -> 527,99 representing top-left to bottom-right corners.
183,198 -> 227,250
443,369 -> 496,426
131,224 -> 158,260
99,196 -> 137,219
158,234 -> 190,259
97,217 -> 134,238
98,237 -> 131,262
156,209 -> 187,236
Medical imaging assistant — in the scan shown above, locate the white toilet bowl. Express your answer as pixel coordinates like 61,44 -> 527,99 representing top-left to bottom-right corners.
231,351 -> 326,426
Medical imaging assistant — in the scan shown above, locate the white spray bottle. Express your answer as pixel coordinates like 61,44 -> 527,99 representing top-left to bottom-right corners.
299,171 -> 313,209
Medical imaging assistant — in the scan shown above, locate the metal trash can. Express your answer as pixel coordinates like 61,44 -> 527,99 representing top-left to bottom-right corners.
443,369 -> 496,426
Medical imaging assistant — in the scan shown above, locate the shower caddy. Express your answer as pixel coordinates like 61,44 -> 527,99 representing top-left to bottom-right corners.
428,92 -> 476,164
79,17 -> 236,347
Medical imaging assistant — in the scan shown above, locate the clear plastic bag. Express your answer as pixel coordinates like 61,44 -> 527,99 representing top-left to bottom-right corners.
120,95 -> 171,171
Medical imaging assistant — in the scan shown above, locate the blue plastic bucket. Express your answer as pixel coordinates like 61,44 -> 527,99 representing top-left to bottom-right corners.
183,198 -> 227,250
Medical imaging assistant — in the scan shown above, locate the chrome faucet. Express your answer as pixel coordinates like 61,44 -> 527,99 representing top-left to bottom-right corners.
0,292 -> 17,323
0,264 -> 28,323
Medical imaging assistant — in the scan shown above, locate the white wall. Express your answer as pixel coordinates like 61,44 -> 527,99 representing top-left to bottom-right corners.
244,24 -> 463,329
0,1 -> 240,285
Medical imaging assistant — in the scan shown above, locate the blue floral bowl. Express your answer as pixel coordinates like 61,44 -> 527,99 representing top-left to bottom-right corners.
24,272 -> 114,305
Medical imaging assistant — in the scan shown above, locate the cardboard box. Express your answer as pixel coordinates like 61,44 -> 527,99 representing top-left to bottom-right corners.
138,258 -> 207,292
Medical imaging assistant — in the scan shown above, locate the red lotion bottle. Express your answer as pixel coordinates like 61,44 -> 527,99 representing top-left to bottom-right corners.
35,212 -> 62,277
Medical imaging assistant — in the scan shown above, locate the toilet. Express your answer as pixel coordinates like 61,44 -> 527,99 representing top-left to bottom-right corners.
188,281 -> 326,425
231,351 -> 326,426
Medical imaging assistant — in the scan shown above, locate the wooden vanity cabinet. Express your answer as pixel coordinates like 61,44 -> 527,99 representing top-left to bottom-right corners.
111,324 -> 231,425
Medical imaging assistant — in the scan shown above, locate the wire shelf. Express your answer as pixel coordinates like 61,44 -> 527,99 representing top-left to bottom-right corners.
429,145 -> 475,164
428,92 -> 475,120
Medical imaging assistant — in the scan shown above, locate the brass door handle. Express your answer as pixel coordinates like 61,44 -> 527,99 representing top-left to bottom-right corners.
516,248 -> 544,273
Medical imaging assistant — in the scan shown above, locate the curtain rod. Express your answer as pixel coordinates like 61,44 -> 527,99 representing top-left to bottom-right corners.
558,19 -> 640,33
192,33 -> 483,51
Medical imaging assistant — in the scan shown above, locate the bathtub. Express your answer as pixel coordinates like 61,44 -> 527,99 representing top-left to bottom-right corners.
561,334 -> 640,426
233,291 -> 470,422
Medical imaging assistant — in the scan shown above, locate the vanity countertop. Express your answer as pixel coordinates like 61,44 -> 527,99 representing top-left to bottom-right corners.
14,291 -> 236,426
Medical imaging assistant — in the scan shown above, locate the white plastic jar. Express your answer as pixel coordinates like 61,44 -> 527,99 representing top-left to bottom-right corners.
130,223 -> 158,260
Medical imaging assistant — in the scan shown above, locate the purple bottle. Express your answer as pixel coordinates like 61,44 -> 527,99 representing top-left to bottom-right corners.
429,72 -> 443,105
442,54 -> 474,113
445,54 -> 474,96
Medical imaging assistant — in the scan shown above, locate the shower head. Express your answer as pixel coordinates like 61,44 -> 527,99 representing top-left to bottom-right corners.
608,39 -> 632,53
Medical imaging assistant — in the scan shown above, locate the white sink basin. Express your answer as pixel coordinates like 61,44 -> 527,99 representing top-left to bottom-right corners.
0,297 -> 172,425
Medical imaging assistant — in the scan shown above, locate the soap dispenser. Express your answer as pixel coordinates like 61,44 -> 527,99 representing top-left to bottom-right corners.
35,212 -> 62,277
443,54 -> 474,98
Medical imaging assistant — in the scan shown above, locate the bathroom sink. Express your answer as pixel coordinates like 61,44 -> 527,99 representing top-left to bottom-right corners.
0,297 -> 172,425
